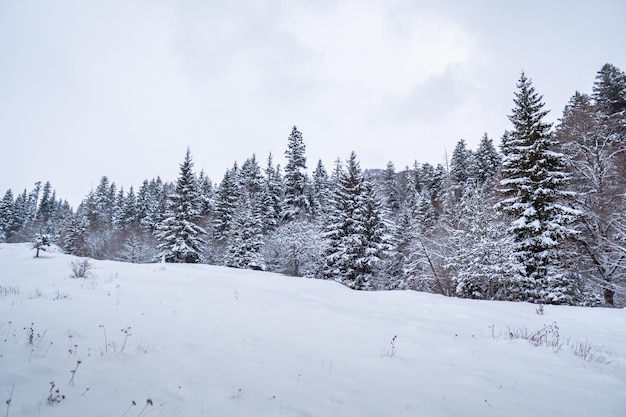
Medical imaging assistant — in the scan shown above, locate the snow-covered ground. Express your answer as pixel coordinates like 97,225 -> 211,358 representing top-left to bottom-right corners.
0,243 -> 624,417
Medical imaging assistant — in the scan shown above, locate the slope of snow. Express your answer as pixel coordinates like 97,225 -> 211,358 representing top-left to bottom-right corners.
0,243 -> 624,416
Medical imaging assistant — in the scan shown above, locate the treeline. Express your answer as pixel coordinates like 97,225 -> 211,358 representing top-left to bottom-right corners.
1,64 -> 625,307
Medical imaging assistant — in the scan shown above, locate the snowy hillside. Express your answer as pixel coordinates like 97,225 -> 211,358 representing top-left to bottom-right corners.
0,243 -> 624,416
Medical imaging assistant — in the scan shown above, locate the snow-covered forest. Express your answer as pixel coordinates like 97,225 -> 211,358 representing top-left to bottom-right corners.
2,64 -> 626,307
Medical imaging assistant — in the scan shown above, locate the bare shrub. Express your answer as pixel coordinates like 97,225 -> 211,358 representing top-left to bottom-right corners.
571,339 -> 608,363
70,259 -> 93,278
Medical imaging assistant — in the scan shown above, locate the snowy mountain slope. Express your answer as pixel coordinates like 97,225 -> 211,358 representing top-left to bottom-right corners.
0,243 -> 624,416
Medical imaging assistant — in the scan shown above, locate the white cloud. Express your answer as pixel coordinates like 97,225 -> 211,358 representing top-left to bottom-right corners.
278,1 -> 473,94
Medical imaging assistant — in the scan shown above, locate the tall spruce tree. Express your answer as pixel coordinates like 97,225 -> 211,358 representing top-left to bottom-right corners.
36,181 -> 56,233
213,164 -> 240,242
282,126 -> 310,221
261,153 -> 284,233
474,133 -> 501,184
498,73 -> 579,303
323,152 -> 388,290
224,198 -> 265,270
137,177 -> 167,232
223,155 -> 266,269
380,161 -> 401,214
156,149 -> 207,263
0,190 -> 18,242
310,159 -> 331,216
450,139 -> 474,185
592,63 -> 626,116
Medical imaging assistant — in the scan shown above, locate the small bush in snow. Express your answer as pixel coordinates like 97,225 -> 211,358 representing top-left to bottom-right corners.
504,322 -> 564,350
32,233 -> 51,258
70,259 -> 93,278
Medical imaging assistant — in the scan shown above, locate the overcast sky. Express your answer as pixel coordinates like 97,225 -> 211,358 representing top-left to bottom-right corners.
1,0 -> 625,207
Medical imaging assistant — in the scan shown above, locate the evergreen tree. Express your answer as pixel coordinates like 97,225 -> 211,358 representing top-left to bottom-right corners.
121,187 -> 139,228
0,190 -> 18,242
156,149 -> 207,263
36,181 -> 56,233
498,72 -> 579,303
112,187 -> 126,230
592,63 -> 626,116
474,133 -> 502,184
197,170 -> 214,217
323,152 -> 388,290
12,189 -> 30,239
380,161 -> 401,214
310,159 -> 331,215
63,214 -> 89,256
261,153 -> 284,233
450,186 -> 518,300
212,164 -> 240,242
27,182 -> 41,225
450,139 -> 474,185
224,197 -> 265,270
239,155 -> 264,198
282,126 -> 310,221
31,233 -> 51,258
384,207 -> 414,289
137,177 -> 167,232
403,164 -> 420,216
222,155 -> 266,269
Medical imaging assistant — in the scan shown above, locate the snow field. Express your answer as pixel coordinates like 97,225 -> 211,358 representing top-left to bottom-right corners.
0,243 -> 624,416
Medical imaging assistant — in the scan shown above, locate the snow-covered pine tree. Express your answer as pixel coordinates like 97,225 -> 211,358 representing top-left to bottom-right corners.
322,152 -> 388,290
403,164 -> 420,216
223,155 -> 266,270
90,176 -> 116,230
31,233 -> 51,258
281,126 -> 310,221
383,207 -> 415,290
310,159 -> 331,216
112,187 -> 126,231
36,181 -> 56,234
197,170 -> 214,218
62,214 -> 89,256
212,163 -> 240,243
10,190 -> 30,241
380,161 -> 401,214
261,153 -> 284,233
137,177 -> 168,232
449,185 -> 518,300
156,149 -> 207,263
592,63 -> 626,116
121,187 -> 138,228
26,182 -> 41,229
356,180 -> 391,289
0,190 -> 19,242
224,197 -> 265,270
474,133 -> 502,184
498,72 -> 580,303
450,139 -> 474,186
